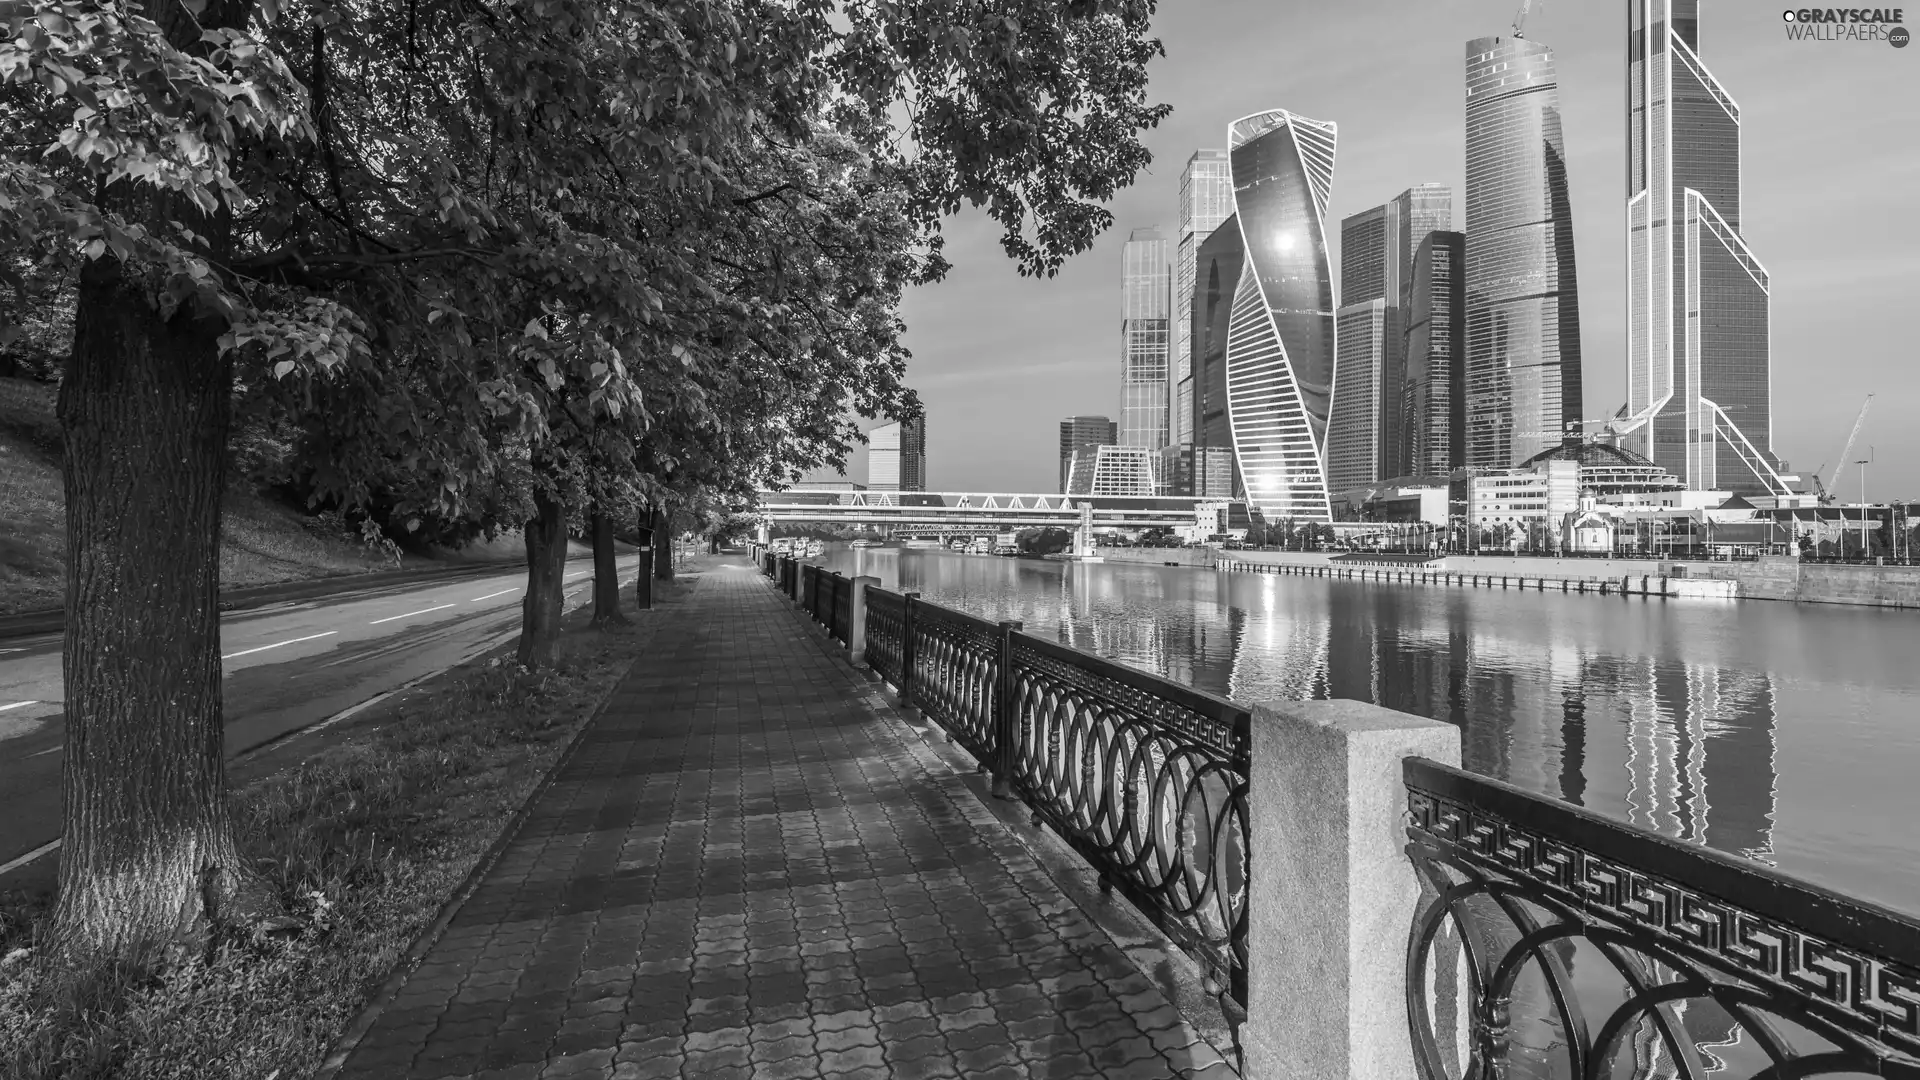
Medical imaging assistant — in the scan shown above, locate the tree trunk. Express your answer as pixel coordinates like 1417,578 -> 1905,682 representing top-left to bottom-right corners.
589,507 -> 628,627
47,255 -> 262,960
516,487 -> 570,668
653,507 -> 674,580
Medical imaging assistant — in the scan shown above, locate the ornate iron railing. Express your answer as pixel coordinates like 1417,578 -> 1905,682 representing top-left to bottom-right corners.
905,602 -> 1003,766
1404,756 -> 1920,1080
1007,632 -> 1249,1005
848,583 -> 1250,1007
863,587 -> 907,687
829,573 -> 853,646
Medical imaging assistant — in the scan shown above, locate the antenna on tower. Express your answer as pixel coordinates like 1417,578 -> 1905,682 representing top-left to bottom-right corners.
1512,0 -> 1538,38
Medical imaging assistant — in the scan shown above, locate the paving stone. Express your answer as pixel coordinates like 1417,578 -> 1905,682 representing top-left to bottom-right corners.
329,560 -> 1238,1078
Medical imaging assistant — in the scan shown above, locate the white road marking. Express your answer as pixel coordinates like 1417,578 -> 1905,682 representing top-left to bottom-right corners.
28,746 -> 59,758
469,588 -> 520,602
222,630 -> 339,661
0,701 -> 36,713
567,571 -> 593,579
0,839 -> 59,877
0,648 -> 25,655
369,603 -> 455,626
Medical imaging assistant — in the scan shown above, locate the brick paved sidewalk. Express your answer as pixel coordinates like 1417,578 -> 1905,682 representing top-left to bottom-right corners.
329,559 -> 1241,1080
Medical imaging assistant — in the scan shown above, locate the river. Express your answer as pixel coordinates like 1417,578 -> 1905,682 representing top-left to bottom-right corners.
817,545 -> 1920,917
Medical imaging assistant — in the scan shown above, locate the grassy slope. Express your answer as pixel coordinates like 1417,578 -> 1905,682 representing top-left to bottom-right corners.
0,377 -> 589,616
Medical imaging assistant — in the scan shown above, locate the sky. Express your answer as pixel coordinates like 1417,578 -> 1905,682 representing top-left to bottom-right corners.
816,0 -> 1920,499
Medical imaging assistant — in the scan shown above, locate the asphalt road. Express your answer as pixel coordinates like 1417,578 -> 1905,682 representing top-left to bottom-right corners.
0,555 -> 643,880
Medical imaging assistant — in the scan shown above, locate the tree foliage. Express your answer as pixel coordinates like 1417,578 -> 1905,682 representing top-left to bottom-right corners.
0,0 -> 1172,958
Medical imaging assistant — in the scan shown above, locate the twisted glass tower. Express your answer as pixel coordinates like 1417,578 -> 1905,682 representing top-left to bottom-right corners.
1224,110 -> 1339,523
1622,0 -> 1777,495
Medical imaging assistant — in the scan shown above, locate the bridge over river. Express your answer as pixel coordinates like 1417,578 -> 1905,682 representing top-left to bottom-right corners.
755,490 -> 1242,532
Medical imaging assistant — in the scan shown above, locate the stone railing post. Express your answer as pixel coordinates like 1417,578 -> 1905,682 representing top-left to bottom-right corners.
850,575 -> 877,666
1243,699 -> 1462,1080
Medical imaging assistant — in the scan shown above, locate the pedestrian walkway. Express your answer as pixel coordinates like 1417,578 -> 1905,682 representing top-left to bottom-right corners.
328,558 -> 1241,1080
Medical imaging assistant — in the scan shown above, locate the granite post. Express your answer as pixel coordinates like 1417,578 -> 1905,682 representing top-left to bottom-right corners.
1243,699 -> 1462,1080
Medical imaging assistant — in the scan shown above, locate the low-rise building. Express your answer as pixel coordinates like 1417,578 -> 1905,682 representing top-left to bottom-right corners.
1065,444 -> 1159,497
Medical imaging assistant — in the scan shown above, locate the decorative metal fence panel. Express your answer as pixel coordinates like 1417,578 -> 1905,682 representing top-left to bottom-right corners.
818,572 -> 840,637
1404,756 -> 1920,1080
864,587 -> 907,687
1007,632 -> 1250,1005
830,574 -> 853,646
906,603 -> 1002,764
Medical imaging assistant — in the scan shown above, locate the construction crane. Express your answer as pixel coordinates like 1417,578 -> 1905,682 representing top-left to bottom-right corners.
1817,394 -> 1874,504
1512,0 -> 1539,38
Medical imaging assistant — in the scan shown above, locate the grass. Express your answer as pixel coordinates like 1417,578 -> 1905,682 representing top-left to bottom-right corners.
0,377 -> 547,615
0,592 -> 673,1080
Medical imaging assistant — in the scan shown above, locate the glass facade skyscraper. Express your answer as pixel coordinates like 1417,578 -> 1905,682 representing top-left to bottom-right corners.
1464,34 -> 1583,468
867,417 -> 926,492
1191,213 -> 1246,492
1223,109 -> 1339,523
1328,299 -> 1389,495
1328,186 -> 1451,487
1404,230 -> 1469,475
1622,0 -> 1774,494
1174,151 -> 1234,450
1120,228 -> 1171,463
1058,415 -> 1117,493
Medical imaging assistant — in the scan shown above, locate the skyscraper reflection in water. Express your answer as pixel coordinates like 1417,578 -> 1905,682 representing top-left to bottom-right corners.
842,550 -> 1784,873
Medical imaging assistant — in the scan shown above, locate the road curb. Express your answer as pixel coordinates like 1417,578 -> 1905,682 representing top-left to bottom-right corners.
0,554 -> 610,642
309,581 -> 684,1080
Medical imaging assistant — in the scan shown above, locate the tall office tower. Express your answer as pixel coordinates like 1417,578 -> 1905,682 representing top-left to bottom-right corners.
1191,210 -> 1246,496
1622,1 -> 1775,495
1218,110 -> 1340,522
1120,228 -> 1172,461
1329,188 -> 1454,486
1404,231 -> 1469,474
1058,415 -> 1118,493
1464,34 -> 1583,468
867,417 -> 926,492
1327,300 -> 1389,495
1195,447 -> 1237,498
1173,151 -> 1235,449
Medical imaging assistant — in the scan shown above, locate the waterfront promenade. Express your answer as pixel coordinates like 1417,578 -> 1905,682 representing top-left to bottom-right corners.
323,558 -> 1239,1080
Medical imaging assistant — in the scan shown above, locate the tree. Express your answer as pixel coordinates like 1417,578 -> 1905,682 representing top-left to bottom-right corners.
4,0 -> 1172,959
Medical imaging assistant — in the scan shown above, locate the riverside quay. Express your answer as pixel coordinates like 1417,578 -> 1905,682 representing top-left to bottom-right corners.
742,546 -> 1920,1080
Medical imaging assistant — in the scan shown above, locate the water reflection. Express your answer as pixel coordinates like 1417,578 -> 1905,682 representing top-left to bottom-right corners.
826,547 -> 1920,911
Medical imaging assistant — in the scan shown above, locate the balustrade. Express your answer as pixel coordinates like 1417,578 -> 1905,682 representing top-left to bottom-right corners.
756,550 -> 1920,1079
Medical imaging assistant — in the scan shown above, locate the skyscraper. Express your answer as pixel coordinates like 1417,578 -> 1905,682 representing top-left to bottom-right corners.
1191,210 -> 1247,493
1328,299 -> 1390,495
1464,34 -> 1583,468
1120,228 -> 1171,459
1404,231 -> 1468,475
1058,415 -> 1118,493
1221,109 -> 1340,523
1621,0 -> 1776,495
1174,151 -> 1235,449
867,417 -> 926,492
1329,188 -> 1453,489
